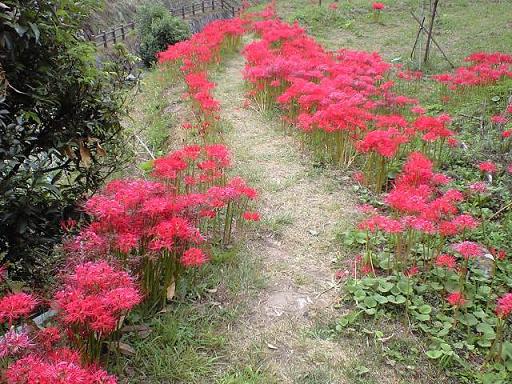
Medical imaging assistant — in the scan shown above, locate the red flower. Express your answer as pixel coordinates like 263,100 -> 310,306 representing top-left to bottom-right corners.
477,161 -> 497,173
495,293 -> 512,318
447,291 -> 465,306
53,261 -> 141,336
435,254 -> 457,270
452,241 -> 483,259
372,2 -> 385,10
243,211 -> 261,221
5,352 -> 118,384
181,248 -> 208,267
405,266 -> 419,277
0,293 -> 38,327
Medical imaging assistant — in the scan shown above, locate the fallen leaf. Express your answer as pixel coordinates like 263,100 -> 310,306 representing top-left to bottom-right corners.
166,280 -> 176,301
116,342 -> 136,356
79,140 -> 92,168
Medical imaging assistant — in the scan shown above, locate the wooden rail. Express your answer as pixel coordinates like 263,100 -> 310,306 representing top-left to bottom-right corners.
91,0 -> 244,48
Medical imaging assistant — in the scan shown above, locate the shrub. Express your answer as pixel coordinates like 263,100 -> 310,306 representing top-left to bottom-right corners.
0,0 -> 134,278
137,3 -> 191,67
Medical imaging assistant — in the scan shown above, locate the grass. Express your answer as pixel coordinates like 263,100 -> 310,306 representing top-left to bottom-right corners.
115,245 -> 268,383
278,0 -> 512,72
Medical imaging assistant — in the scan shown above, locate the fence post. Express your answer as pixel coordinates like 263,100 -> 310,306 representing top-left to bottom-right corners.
212,0 -> 215,10
102,32 -> 107,48
120,24 -> 125,40
221,0 -> 224,10
319,0 -> 322,5
202,1 -> 205,13
182,6 -> 185,18
192,3 -> 195,15
231,5 -> 235,17
112,28 -> 116,44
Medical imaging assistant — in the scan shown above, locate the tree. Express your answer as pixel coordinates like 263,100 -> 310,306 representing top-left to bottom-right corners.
0,0 -> 133,278
137,3 -> 190,67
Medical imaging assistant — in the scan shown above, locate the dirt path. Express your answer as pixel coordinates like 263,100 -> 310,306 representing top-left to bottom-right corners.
213,52 -> 359,383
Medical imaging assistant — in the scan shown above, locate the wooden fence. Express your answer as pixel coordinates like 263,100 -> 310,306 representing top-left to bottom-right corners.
91,0 -> 243,48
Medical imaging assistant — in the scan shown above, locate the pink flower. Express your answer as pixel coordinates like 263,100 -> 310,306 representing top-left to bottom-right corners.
452,241 -> 484,259
491,115 -> 507,124
0,328 -> 33,359
447,291 -> 465,306
435,254 -> 457,270
329,2 -> 338,10
243,211 -> 261,221
468,182 -> 487,193
181,248 -> 208,267
477,161 -> 497,173
372,2 -> 385,10
0,293 -> 38,326
496,293 -> 512,318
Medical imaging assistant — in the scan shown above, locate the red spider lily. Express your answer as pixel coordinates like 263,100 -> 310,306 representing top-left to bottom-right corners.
243,211 -> 261,221
433,52 -> 512,89
53,261 -> 141,361
181,248 -> 209,267
5,351 -> 118,384
468,182 -> 488,194
0,293 -> 38,327
495,293 -> 512,318
451,241 -> 484,259
405,265 -> 420,277
70,144 -> 257,312
435,254 -> 457,270
0,328 -> 33,359
491,115 -> 508,124
478,161 -> 497,173
447,291 -> 465,306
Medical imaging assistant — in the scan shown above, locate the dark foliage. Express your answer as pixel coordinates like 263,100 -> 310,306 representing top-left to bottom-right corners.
0,0 -> 133,278
137,3 -> 190,67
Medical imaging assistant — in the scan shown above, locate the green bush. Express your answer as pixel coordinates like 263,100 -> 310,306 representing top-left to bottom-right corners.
0,0 -> 134,279
137,3 -> 191,67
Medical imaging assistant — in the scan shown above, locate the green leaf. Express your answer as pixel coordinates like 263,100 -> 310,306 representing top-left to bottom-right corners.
418,304 -> 432,314
415,313 -> 431,321
426,350 -> 444,359
363,296 -> 378,308
28,22 -> 40,42
392,295 -> 406,304
378,281 -> 394,293
460,313 -> 478,327
476,322 -> 496,336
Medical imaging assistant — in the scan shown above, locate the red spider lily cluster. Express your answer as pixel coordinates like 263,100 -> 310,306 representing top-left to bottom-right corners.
358,151 -> 479,273
433,52 -> 512,89
0,16 -> 259,382
158,19 -> 245,138
5,348 -> 117,384
0,266 -> 127,382
242,4 -> 511,367
242,7 -> 456,192
53,262 -> 142,361
67,144 -> 256,311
